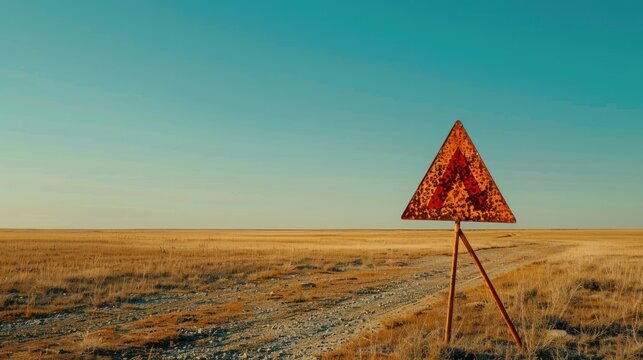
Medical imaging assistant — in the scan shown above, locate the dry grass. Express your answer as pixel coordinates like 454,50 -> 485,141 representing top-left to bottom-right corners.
2,300 -> 245,359
0,229 -> 520,321
1,229 -> 641,359
79,300 -> 244,353
325,233 -> 643,360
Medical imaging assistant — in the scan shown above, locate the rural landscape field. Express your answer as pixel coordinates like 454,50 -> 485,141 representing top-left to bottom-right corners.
3,2 -> 643,360
1,229 -> 640,359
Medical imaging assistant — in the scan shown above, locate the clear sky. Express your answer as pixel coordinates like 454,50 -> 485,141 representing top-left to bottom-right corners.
1,1 -> 642,229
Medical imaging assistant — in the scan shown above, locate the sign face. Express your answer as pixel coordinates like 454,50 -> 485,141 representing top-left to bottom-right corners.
402,120 -> 515,223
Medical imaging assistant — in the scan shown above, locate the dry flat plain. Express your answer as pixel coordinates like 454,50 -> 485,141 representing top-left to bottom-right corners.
0,230 -> 640,359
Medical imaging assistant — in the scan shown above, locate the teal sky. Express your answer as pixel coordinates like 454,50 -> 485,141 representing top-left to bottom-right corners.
1,1 -> 642,229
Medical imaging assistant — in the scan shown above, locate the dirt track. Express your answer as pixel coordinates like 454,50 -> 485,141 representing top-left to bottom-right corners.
1,241 -> 563,359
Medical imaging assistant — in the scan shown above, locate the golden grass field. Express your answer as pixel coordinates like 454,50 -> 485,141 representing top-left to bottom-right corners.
326,230 -> 642,359
0,229 -> 641,359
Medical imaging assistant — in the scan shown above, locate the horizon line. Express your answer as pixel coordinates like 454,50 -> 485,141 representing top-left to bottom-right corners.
1,227 -> 642,231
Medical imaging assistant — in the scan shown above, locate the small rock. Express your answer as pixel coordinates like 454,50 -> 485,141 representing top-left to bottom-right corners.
545,329 -> 573,340
466,301 -> 486,310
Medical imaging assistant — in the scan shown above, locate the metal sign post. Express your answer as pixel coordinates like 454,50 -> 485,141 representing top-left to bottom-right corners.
444,220 -> 460,343
402,120 -> 522,349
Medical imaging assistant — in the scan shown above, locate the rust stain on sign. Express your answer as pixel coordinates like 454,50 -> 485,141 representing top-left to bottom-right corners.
402,120 -> 515,223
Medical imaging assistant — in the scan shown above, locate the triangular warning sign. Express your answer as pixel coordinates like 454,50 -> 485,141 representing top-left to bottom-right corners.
402,120 -> 515,223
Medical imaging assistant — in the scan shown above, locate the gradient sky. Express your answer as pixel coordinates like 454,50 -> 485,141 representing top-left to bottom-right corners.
1,1 -> 642,229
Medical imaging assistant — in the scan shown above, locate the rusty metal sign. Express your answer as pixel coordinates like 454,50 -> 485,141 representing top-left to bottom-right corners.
401,120 -> 522,349
402,120 -> 515,223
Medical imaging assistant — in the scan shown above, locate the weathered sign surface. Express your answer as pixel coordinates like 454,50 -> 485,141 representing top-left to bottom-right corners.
402,120 -> 515,223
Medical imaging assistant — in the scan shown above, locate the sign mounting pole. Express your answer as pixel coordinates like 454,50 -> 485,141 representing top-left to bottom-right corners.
402,120 -> 522,350
444,220 -> 460,343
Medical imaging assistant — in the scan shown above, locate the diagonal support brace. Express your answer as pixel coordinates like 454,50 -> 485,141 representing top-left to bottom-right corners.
458,229 -> 523,350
